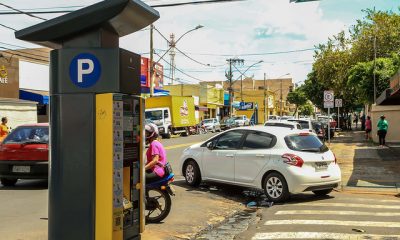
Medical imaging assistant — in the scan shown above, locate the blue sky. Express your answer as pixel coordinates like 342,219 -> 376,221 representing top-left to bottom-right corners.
0,0 -> 398,90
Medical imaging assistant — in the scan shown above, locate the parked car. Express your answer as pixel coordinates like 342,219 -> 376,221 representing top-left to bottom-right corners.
220,117 -> 237,130
268,115 -> 280,121
202,118 -> 221,132
287,119 -> 314,133
311,121 -> 326,141
264,120 -> 302,130
180,126 -> 341,202
317,115 -> 337,130
0,123 -> 49,186
233,115 -> 250,126
279,116 -> 295,121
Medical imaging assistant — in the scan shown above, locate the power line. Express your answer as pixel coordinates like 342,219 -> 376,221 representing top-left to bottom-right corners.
0,41 -> 51,54
155,51 -> 207,83
0,45 -> 49,61
0,0 -> 246,15
0,2 -> 47,20
0,23 -> 16,31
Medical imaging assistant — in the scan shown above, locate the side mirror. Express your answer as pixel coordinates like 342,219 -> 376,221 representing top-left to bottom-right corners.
206,142 -> 213,150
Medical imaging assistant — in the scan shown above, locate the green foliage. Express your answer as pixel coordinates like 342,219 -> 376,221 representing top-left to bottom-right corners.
303,8 -> 400,110
299,102 -> 314,116
287,87 -> 307,115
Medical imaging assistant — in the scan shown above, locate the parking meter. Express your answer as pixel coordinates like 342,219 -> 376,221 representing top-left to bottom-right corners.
15,1 -> 159,240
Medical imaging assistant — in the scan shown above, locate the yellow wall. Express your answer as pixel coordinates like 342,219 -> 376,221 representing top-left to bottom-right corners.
234,90 -> 277,123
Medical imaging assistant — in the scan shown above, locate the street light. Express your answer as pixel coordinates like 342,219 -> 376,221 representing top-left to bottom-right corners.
150,24 -> 204,96
169,25 -> 204,84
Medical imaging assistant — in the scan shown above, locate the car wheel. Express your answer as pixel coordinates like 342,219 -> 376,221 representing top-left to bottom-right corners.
184,160 -> 201,187
0,178 -> 18,187
312,188 -> 333,196
263,172 -> 289,202
163,133 -> 171,139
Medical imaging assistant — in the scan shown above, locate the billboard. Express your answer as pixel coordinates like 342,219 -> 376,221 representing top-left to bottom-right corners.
140,57 -> 164,89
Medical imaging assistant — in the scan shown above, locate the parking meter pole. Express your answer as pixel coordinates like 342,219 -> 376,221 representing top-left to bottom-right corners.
15,1 -> 159,240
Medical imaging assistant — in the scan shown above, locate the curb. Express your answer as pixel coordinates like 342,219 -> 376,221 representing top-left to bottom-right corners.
337,186 -> 399,196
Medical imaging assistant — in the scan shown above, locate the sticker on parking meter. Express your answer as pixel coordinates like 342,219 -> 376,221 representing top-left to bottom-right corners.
69,53 -> 101,88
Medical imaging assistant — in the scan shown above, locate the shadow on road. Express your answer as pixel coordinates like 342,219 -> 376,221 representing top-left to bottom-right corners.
0,179 -> 48,190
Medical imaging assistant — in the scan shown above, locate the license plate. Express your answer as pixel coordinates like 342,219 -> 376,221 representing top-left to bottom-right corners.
12,166 -> 30,173
315,162 -> 328,171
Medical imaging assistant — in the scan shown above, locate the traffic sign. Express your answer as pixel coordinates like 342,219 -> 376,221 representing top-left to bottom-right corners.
69,53 -> 101,88
335,99 -> 342,108
324,90 -> 334,108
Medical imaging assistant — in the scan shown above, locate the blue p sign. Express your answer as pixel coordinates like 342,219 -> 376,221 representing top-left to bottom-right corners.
69,53 -> 101,88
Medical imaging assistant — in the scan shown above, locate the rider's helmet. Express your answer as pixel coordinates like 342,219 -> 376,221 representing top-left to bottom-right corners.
145,123 -> 159,140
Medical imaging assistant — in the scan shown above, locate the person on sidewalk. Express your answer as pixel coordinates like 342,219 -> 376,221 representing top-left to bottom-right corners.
0,117 -> 9,142
365,116 -> 372,140
377,115 -> 388,147
354,114 -> 359,130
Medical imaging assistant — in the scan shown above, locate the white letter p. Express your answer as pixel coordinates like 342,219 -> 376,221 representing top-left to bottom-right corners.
77,59 -> 94,83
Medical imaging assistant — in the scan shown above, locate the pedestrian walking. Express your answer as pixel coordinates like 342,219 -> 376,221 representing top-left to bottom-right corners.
0,117 -> 9,142
361,114 -> 366,131
354,114 -> 359,130
365,116 -> 372,140
377,115 -> 388,147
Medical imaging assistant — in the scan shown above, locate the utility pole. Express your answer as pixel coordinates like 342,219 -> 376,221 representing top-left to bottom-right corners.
226,58 -> 244,117
149,24 -> 154,96
240,75 -> 243,100
169,33 -> 176,84
280,78 -> 283,116
263,73 -> 266,123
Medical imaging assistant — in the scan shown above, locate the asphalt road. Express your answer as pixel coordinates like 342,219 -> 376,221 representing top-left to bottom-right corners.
0,132 -> 218,240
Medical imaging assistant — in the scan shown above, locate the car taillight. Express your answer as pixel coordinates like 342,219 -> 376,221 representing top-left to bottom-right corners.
299,132 -> 309,136
282,153 -> 304,167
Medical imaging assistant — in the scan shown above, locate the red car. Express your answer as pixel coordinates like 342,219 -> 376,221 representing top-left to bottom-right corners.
0,123 -> 49,186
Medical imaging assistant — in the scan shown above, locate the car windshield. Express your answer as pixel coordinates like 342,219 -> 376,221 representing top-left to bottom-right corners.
203,119 -> 213,124
234,116 -> 243,120
3,127 -> 49,144
264,122 -> 294,128
145,110 -> 162,120
288,120 -> 309,129
285,134 -> 328,152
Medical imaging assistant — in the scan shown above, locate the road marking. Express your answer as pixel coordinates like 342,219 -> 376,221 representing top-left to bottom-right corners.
253,232 -> 400,240
275,210 -> 400,216
295,202 -> 400,209
264,219 -> 400,228
164,142 -> 201,150
336,197 -> 400,203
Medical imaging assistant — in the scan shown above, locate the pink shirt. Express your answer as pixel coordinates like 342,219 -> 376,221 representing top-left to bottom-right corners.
365,119 -> 372,130
146,140 -> 167,177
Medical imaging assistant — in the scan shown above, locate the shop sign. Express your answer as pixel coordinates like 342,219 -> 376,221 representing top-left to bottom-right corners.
0,65 -> 8,84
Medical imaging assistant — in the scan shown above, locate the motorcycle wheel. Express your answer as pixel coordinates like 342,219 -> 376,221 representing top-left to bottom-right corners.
145,189 -> 172,223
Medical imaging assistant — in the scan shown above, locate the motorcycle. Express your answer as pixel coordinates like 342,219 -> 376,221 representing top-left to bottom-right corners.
145,172 -> 175,223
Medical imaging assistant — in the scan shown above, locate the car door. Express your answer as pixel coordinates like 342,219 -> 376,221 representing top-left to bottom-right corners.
234,131 -> 276,184
202,130 -> 245,182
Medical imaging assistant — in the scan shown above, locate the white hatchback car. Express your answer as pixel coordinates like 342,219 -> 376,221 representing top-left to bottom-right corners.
180,126 -> 341,202
233,115 -> 250,126
264,120 -> 302,130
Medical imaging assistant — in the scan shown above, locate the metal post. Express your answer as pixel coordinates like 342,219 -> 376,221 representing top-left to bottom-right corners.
328,107 -> 331,144
263,73 -> 266,123
150,24 -> 154,96
337,106 -> 340,131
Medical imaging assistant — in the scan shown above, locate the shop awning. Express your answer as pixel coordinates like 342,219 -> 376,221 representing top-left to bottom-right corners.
19,89 -> 49,104
197,106 -> 208,111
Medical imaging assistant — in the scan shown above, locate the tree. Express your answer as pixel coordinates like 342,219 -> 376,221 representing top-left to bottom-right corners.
299,102 -> 314,116
348,56 -> 399,104
287,87 -> 307,116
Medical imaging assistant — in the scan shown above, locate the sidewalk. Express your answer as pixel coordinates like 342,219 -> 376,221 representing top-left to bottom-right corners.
329,130 -> 400,194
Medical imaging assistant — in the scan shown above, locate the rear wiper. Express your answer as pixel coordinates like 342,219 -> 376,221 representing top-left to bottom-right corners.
299,148 -> 320,152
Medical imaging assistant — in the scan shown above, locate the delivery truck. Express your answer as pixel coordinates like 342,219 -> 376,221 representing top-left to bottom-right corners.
145,96 -> 196,138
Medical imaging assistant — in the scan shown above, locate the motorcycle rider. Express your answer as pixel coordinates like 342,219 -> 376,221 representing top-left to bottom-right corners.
145,123 -> 168,183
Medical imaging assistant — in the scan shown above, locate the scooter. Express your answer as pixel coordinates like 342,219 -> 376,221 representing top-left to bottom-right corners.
145,172 -> 175,223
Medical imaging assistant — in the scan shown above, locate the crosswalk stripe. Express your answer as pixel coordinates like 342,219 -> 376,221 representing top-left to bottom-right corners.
336,197 -> 400,203
252,232 -> 400,240
275,210 -> 400,216
295,202 -> 400,209
264,219 -> 400,228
